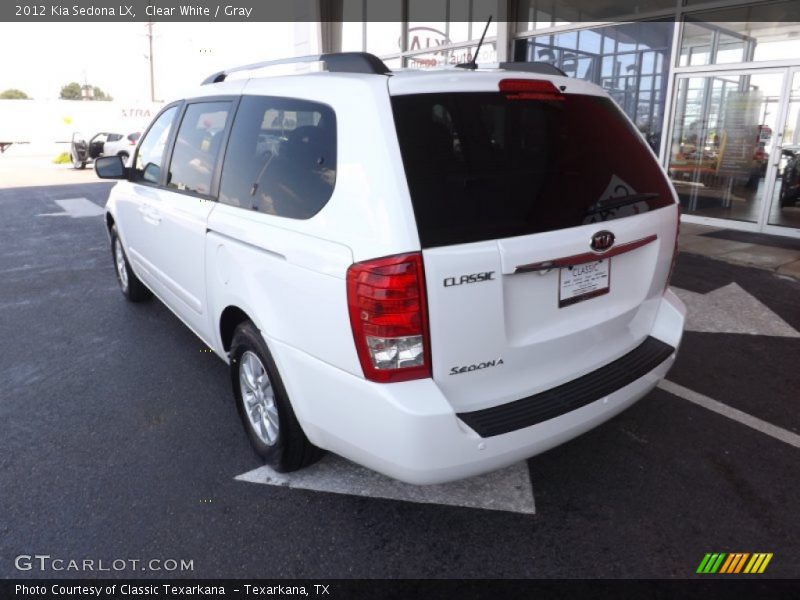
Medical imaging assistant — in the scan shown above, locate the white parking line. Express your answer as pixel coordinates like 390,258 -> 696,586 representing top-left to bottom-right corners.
659,379 -> 800,449
37,198 -> 104,218
236,454 -> 536,514
671,284 -> 799,338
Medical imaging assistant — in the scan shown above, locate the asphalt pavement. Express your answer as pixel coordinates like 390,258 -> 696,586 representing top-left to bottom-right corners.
1,182 -> 798,579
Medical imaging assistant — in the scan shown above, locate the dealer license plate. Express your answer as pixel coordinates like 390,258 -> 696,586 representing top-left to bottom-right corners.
559,259 -> 610,307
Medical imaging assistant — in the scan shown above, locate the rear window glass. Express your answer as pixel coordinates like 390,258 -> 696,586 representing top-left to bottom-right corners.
391,92 -> 674,248
219,95 -> 336,219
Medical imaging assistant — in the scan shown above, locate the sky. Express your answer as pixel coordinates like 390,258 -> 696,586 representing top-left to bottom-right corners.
3,20 -> 798,104
0,22 -> 311,102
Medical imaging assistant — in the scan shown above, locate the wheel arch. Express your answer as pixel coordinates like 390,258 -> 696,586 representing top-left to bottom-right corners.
105,211 -> 115,233
219,305 -> 253,353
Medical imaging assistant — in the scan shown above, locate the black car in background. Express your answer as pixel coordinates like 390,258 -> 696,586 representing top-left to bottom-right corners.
780,145 -> 800,208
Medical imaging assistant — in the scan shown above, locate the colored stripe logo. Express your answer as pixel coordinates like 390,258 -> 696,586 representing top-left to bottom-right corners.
697,553 -> 773,574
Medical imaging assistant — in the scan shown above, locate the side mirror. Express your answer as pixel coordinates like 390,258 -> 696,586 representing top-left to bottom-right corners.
95,155 -> 127,179
143,162 -> 161,183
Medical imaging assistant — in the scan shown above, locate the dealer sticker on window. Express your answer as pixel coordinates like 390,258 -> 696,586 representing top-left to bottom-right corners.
559,259 -> 610,307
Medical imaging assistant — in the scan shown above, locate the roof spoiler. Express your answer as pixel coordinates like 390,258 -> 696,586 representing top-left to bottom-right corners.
498,62 -> 568,77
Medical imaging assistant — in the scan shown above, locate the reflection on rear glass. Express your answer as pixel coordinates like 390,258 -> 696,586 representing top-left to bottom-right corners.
391,93 -> 674,248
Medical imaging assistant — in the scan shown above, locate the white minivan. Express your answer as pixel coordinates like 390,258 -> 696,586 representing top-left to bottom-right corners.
95,52 -> 685,485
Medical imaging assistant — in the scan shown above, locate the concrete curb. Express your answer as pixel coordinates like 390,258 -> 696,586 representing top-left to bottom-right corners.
679,223 -> 800,281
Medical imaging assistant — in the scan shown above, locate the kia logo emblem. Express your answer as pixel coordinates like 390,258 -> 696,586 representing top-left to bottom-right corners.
591,230 -> 615,252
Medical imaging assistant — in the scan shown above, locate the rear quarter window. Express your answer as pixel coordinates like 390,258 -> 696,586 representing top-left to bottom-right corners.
219,95 -> 336,219
391,91 -> 674,248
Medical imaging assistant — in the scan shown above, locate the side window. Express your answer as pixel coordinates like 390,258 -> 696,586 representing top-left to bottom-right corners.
107,133 -> 123,142
167,102 -> 231,196
219,95 -> 336,219
134,106 -> 178,184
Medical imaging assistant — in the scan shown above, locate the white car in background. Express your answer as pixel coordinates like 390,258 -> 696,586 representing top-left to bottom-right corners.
70,131 -> 141,169
103,132 -> 141,165
94,52 -> 685,485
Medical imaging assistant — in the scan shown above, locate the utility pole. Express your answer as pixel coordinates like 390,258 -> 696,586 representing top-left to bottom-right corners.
82,69 -> 93,100
146,21 -> 155,102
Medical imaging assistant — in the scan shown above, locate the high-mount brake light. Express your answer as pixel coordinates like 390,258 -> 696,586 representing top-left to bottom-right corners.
499,79 -> 564,101
346,253 -> 431,383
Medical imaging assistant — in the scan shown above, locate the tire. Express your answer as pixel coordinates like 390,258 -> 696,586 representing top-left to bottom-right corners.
118,152 -> 129,165
230,320 -> 323,472
110,226 -> 152,302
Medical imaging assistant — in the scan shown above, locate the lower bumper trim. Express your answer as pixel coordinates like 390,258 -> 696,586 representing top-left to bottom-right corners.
457,336 -> 675,438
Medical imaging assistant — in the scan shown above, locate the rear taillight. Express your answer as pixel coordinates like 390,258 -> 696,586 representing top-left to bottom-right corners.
499,78 -> 564,101
346,252 -> 431,383
665,205 -> 681,291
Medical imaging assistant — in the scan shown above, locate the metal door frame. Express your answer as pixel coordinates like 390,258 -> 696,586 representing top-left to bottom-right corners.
761,66 -> 800,238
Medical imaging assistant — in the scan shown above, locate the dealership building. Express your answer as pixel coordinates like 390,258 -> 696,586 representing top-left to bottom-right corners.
318,0 -> 800,238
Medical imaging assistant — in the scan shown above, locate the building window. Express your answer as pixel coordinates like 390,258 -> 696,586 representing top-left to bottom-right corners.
403,42 -> 497,69
514,20 -> 674,154
341,0 -> 403,56
514,0 -> 677,32
341,0 -> 496,67
408,0 -> 496,48
679,1 -> 800,66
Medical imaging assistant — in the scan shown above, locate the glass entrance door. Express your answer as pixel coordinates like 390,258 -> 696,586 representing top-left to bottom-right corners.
766,68 -> 800,232
667,69 -> 785,228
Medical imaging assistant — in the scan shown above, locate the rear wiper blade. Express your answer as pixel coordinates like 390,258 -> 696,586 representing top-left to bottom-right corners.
584,193 -> 659,215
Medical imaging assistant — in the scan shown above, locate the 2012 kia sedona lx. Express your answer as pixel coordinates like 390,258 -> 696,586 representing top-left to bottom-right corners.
95,52 -> 686,484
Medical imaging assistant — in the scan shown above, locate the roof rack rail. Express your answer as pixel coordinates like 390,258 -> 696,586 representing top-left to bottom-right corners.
202,52 -> 391,84
498,62 -> 568,77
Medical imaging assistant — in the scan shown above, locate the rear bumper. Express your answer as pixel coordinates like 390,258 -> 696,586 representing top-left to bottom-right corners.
457,336 -> 675,437
270,291 -> 685,485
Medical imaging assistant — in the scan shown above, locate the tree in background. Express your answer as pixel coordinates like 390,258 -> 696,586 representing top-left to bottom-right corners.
0,89 -> 30,99
91,86 -> 113,101
59,82 -> 82,100
59,82 -> 113,101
